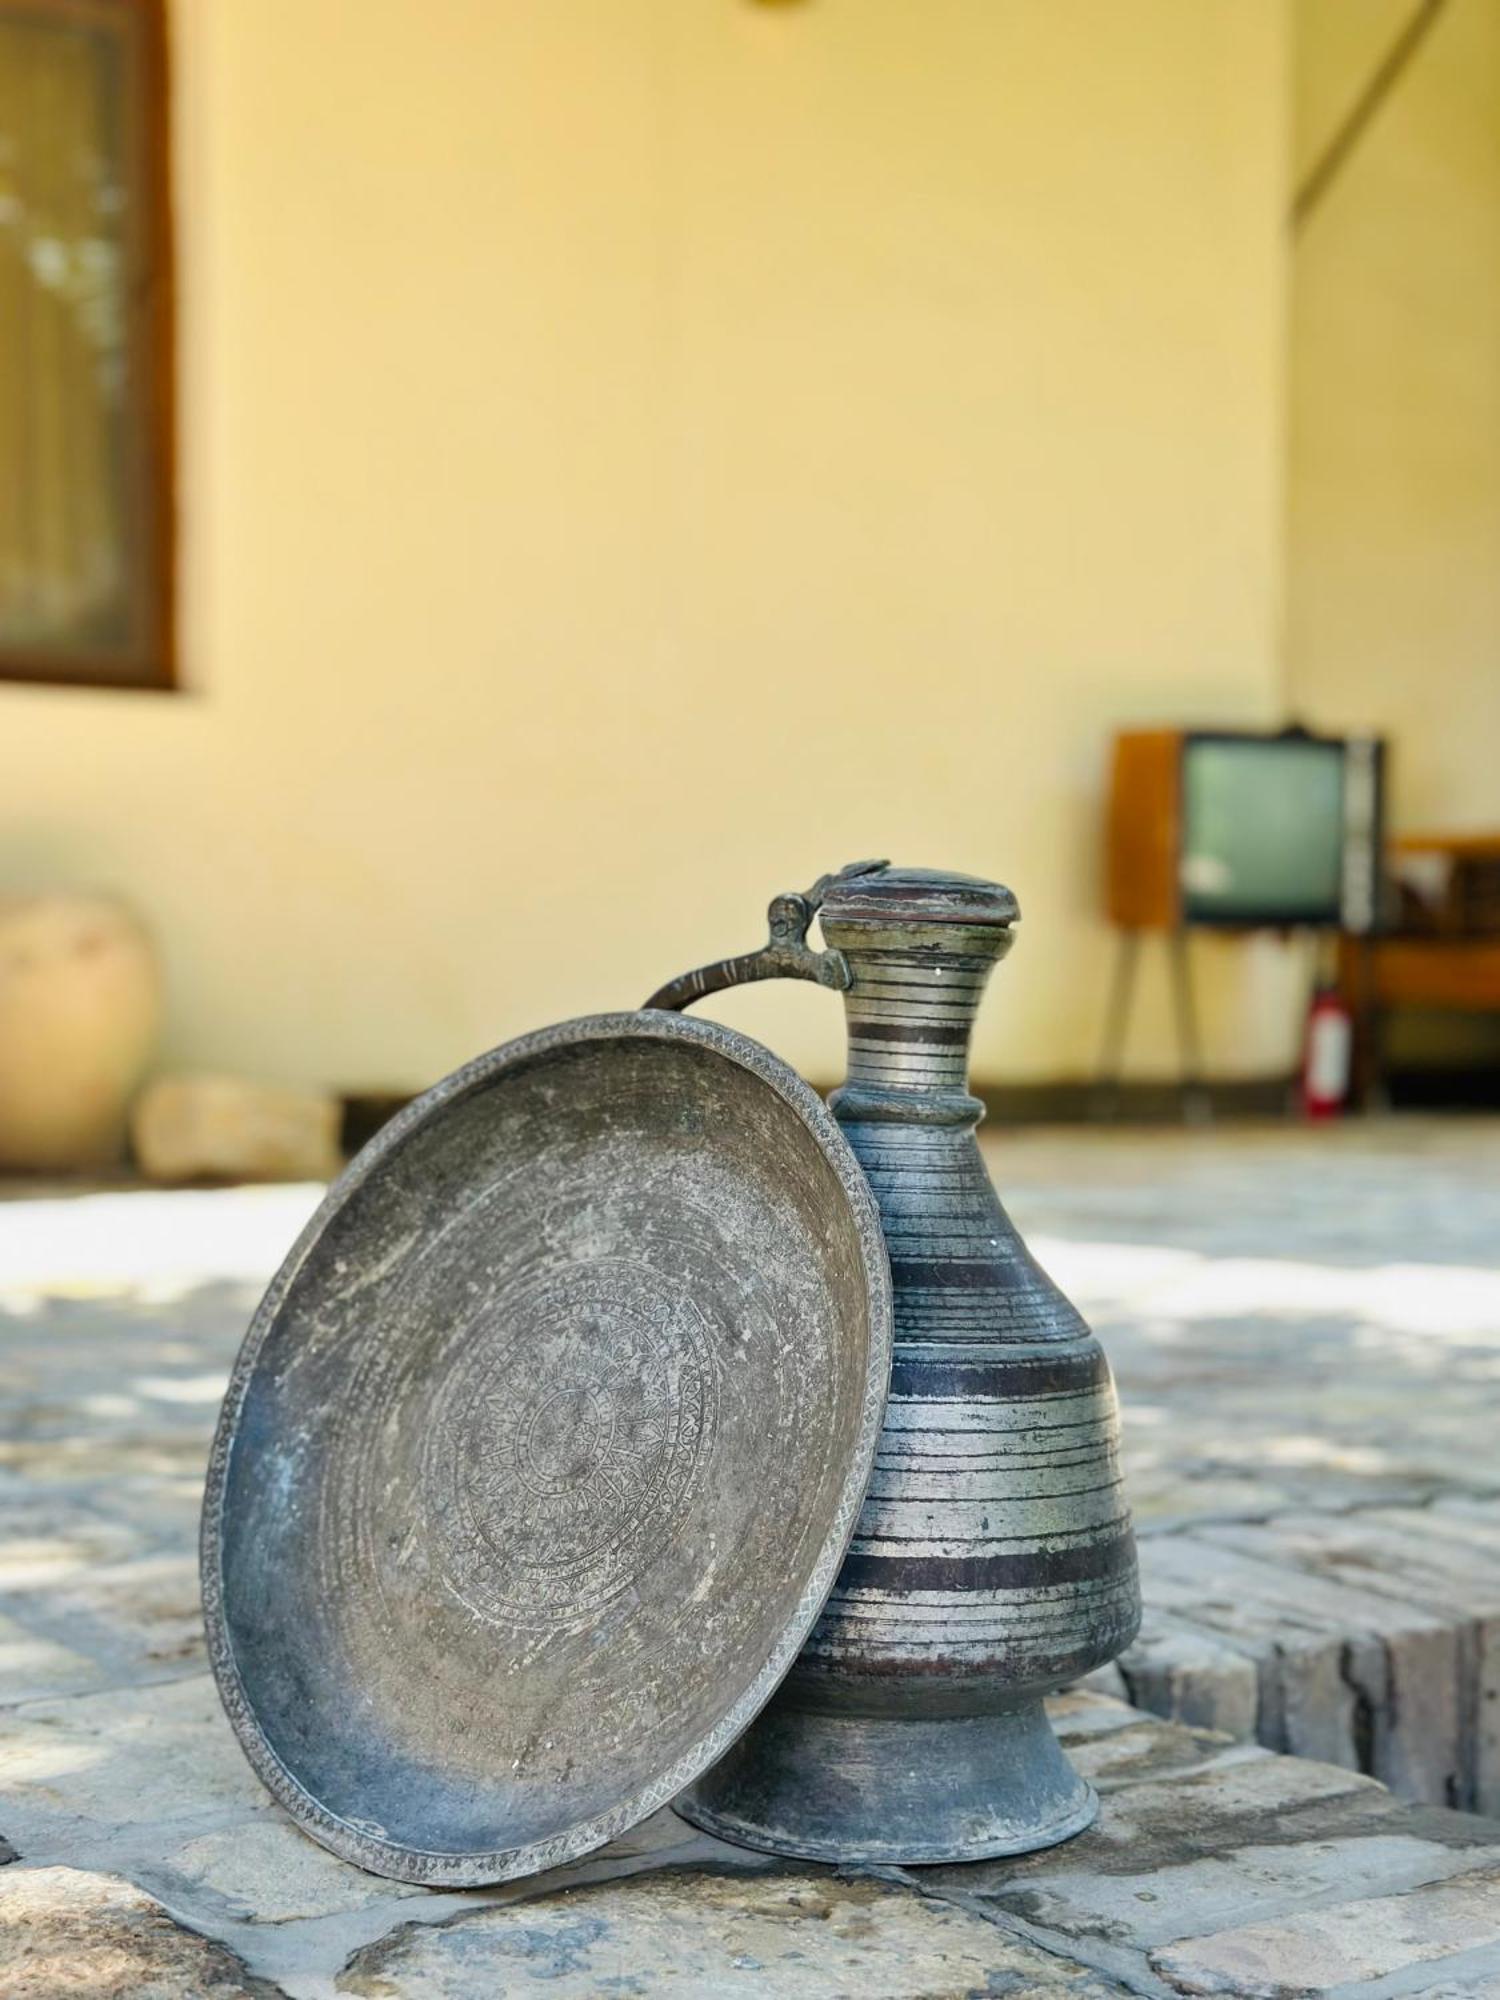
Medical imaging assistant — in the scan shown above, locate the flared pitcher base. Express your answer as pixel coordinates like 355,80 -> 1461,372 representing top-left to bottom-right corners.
674,1697 -> 1097,1866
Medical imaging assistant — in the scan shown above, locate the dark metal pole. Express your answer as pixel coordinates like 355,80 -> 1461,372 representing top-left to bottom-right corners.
1168,929 -> 1209,1125
1095,929 -> 1141,1119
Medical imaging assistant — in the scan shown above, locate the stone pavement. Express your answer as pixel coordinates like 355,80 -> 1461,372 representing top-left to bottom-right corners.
11,1655 -> 1500,1996
988,1120 -> 1500,1814
2,1117 -> 1500,1994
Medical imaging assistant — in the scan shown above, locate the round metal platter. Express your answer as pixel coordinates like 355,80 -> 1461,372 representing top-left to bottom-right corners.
201,1011 -> 892,1886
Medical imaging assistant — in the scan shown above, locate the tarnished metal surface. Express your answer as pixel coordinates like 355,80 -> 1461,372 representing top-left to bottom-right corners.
202,1011 -> 891,1886
643,859 -> 887,1014
676,868 -> 1142,1862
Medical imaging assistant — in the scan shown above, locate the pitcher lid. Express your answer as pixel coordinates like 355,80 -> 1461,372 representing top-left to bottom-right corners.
820,866 -> 1019,928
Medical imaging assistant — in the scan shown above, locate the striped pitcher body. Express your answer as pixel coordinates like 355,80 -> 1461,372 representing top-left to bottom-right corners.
793,893 -> 1139,1712
678,868 -> 1139,1864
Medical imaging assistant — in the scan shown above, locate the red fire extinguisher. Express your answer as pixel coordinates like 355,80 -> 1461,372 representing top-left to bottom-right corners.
1301,977 -> 1354,1119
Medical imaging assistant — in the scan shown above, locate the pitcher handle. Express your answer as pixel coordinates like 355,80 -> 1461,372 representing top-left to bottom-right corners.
643,860 -> 889,1012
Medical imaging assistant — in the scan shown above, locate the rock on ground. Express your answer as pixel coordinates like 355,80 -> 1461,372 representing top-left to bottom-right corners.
0,1865 -> 279,1999
335,1869 -> 1130,1999
131,1074 -> 341,1184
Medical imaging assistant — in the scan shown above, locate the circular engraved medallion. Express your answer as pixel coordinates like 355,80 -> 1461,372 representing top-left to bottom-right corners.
426,1263 -> 717,1630
201,1013 -> 891,1887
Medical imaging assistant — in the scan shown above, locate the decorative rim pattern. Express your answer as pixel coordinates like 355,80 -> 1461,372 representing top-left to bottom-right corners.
200,1010 -> 893,1886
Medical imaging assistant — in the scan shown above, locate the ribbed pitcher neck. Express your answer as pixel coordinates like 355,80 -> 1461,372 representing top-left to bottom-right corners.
821,919 -> 1010,1112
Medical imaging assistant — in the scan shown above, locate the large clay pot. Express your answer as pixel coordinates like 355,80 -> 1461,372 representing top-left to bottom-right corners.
0,893 -> 161,1172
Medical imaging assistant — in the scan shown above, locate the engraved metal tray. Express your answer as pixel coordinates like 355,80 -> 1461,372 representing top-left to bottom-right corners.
202,1012 -> 892,1886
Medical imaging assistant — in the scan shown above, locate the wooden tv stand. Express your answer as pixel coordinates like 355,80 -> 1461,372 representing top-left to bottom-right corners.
1337,833 -> 1500,1102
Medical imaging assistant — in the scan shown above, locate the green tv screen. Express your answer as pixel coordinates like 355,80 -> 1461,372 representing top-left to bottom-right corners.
1181,737 -> 1346,923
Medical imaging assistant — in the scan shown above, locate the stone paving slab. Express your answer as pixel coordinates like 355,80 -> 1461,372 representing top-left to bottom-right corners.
333,1871 -> 1133,1999
936,1740 -> 1500,1971
1148,1864 -> 1500,1998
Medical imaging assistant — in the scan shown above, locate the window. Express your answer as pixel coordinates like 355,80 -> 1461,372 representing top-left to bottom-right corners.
0,0 -> 173,688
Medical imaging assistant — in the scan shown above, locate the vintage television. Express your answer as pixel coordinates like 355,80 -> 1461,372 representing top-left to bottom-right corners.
1106,727 -> 1385,934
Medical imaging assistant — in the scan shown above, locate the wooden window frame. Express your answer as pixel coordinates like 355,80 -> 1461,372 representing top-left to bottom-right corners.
0,0 -> 176,691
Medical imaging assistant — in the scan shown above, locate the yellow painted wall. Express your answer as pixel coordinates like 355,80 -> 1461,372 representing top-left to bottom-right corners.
1288,0 -> 1500,834
1,0 -> 1291,1095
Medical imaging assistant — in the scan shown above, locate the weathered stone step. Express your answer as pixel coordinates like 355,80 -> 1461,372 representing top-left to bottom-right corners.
1113,1496 -> 1500,1816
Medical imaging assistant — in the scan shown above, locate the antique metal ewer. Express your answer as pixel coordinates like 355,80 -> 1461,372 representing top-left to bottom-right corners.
203,863 -> 1138,1884
657,865 -> 1140,1860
